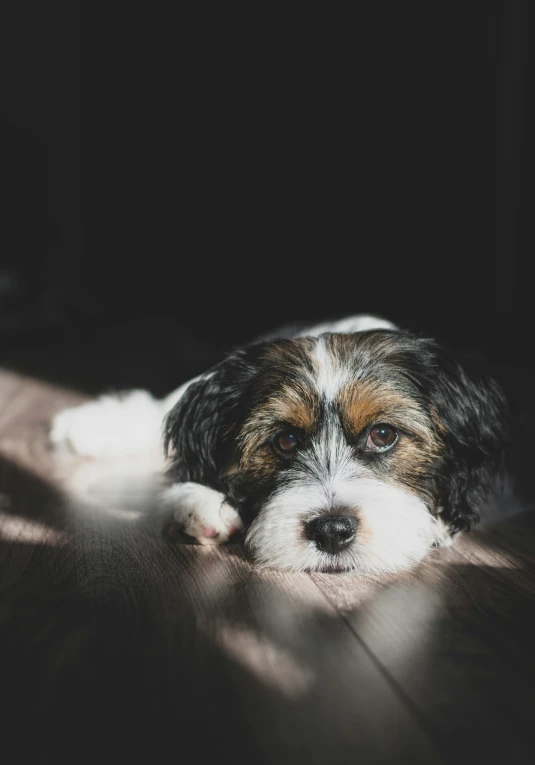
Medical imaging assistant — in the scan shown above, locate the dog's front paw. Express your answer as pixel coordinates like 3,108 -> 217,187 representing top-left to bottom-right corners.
161,482 -> 243,545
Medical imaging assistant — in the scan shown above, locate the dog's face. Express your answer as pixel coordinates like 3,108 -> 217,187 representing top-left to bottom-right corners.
165,331 -> 508,574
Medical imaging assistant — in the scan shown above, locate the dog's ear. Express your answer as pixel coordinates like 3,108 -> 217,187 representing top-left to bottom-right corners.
163,346 -> 262,489
423,344 -> 509,533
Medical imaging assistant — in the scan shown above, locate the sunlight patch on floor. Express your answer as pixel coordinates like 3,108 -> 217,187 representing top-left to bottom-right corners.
214,622 -> 315,699
0,507 -> 63,545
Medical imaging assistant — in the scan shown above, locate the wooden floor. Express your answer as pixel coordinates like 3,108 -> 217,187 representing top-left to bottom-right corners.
1,362 -> 535,765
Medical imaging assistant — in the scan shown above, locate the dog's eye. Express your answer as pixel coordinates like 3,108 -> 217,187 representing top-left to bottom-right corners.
273,430 -> 300,456
366,424 -> 398,451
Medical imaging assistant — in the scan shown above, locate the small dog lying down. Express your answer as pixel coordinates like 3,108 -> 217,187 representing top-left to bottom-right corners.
51,315 -> 508,574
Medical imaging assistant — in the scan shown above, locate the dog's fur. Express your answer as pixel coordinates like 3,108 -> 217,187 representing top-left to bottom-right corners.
51,315 -> 509,575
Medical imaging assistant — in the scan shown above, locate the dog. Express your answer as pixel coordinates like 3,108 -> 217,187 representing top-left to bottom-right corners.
50,315 -> 508,575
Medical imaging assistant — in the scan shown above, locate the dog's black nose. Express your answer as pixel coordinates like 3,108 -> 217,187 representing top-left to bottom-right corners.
306,516 -> 357,554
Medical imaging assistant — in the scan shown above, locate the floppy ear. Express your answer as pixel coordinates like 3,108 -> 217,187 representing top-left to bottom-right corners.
163,346 -> 262,490
425,345 -> 509,533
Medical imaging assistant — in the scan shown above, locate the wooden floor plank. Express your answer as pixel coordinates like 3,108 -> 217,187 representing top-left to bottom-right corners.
313,532 -> 535,765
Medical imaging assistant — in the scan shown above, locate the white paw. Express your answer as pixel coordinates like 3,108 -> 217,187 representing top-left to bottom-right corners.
161,482 -> 243,545
50,391 -> 164,457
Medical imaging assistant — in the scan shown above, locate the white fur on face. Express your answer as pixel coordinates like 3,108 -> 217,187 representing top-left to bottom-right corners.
245,417 -> 441,574
310,335 -> 350,402
246,476 -> 441,574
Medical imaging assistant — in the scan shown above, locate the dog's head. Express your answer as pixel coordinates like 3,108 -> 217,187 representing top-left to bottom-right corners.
165,330 -> 508,574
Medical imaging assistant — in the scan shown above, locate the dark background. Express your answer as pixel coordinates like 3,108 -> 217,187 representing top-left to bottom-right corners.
0,3 -> 531,399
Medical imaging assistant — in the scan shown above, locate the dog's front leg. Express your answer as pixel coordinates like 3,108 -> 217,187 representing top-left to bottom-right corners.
161,482 -> 243,545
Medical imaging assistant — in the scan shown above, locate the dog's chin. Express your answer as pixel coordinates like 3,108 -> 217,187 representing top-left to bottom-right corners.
248,541 -> 437,576
308,559 -> 353,574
